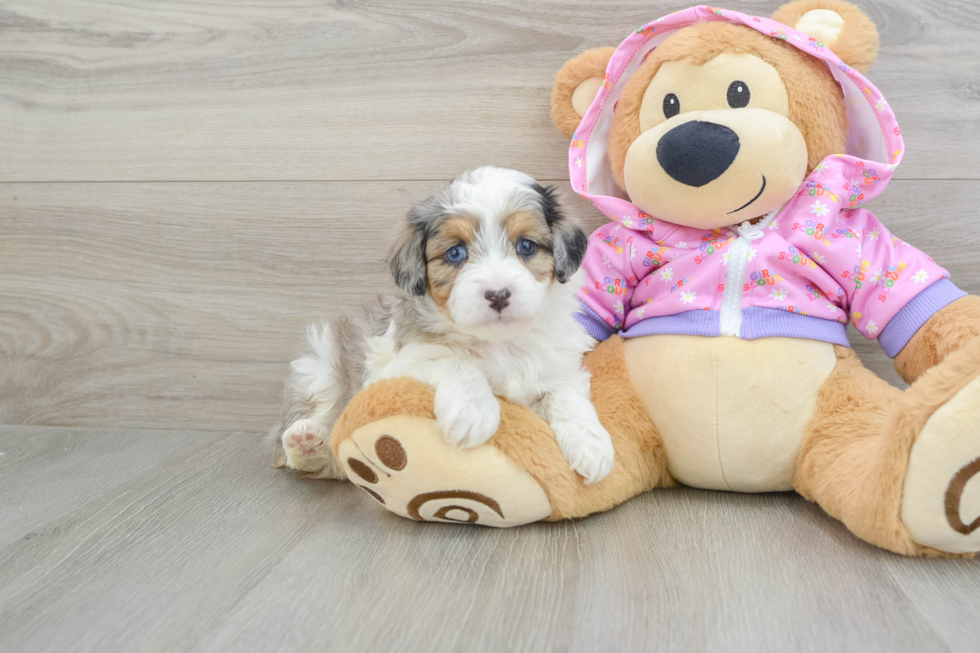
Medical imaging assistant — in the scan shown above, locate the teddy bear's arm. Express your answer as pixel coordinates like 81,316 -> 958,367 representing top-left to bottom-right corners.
893,295 -> 980,383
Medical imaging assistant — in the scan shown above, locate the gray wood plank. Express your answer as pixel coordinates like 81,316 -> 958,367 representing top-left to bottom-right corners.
1,0 -> 978,183
2,425 -> 977,653
884,556 -> 980,651
2,180 -> 978,431
0,426 -> 352,653
0,424 -> 224,540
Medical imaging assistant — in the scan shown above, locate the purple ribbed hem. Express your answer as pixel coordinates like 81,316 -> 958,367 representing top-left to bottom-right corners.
622,309 -> 719,338
741,307 -> 850,346
622,307 -> 849,345
576,303 -> 616,341
878,279 -> 966,358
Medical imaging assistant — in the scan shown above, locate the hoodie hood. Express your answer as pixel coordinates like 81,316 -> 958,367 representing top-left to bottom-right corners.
569,5 -> 903,236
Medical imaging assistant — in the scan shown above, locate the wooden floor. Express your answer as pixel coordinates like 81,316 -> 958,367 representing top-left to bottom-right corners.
3,425 -> 980,653
2,1 -> 980,651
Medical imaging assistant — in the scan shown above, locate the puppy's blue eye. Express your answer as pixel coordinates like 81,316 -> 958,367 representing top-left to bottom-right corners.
516,238 -> 537,257
445,245 -> 467,264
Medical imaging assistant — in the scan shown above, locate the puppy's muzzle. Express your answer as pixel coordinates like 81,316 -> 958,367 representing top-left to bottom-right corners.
656,120 -> 740,187
484,288 -> 511,313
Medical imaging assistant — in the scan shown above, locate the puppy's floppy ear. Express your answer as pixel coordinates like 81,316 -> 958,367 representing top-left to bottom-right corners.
534,184 -> 587,283
388,215 -> 428,296
772,0 -> 879,73
551,47 -> 615,140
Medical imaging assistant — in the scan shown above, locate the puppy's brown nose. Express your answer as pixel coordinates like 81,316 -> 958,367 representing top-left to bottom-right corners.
484,288 -> 511,313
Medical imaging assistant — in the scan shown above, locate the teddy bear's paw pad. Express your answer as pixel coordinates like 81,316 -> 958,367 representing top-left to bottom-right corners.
337,415 -> 552,527
903,374 -> 980,554
282,419 -> 334,473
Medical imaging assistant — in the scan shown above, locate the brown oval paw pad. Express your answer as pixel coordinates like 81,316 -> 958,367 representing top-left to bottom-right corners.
347,458 -> 378,484
375,435 -> 407,470
359,486 -> 385,504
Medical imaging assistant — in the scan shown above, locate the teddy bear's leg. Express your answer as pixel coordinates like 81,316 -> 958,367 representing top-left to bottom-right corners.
795,341 -> 980,556
330,337 -> 672,526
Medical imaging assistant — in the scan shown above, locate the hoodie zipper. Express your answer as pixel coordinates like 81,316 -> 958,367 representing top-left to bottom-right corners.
718,205 -> 783,338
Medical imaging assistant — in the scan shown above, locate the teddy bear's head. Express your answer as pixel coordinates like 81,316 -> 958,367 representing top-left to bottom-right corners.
552,0 -> 881,230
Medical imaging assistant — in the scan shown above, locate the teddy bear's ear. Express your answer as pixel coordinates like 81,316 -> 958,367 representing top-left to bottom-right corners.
551,47 -> 615,140
771,0 -> 880,73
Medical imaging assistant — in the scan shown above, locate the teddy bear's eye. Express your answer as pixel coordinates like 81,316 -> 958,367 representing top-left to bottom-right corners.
663,93 -> 680,119
727,81 -> 750,108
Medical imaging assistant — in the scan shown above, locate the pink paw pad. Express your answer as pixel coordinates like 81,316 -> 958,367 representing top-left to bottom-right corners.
283,422 -> 324,457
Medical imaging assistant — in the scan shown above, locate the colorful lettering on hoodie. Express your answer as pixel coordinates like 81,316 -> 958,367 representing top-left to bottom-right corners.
572,6 -> 964,358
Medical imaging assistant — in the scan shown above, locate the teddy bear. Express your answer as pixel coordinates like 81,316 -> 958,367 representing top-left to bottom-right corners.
294,1 -> 980,557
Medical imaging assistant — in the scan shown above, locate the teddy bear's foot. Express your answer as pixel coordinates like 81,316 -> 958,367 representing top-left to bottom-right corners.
903,374 -> 980,554
336,415 -> 552,527
281,418 -> 344,478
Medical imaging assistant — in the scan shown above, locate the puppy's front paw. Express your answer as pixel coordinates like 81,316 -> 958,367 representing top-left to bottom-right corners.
554,420 -> 615,485
435,386 -> 500,449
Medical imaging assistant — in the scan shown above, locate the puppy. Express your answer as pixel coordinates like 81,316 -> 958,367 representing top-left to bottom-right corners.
272,166 -> 615,483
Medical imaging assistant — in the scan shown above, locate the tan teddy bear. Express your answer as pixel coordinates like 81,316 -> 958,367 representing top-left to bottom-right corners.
289,1 -> 980,557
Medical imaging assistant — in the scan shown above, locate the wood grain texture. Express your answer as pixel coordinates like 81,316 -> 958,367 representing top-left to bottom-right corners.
3,2 -> 980,650
0,425 -> 978,653
3,180 -> 979,431
1,0 -> 979,182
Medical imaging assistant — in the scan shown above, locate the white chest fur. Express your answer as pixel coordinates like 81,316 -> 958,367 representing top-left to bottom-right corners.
623,335 -> 837,492
469,312 -> 594,406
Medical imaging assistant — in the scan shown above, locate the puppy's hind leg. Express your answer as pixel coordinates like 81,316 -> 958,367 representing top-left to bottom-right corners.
272,322 -> 349,480
281,418 -> 342,477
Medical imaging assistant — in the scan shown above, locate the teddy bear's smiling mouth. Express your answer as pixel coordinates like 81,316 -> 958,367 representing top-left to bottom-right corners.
727,175 -> 767,214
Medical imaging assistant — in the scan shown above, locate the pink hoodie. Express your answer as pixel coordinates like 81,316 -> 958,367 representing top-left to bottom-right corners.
573,6 -> 964,357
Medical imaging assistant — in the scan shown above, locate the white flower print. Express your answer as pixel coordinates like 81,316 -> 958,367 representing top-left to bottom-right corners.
875,97 -> 888,113
679,290 -> 696,304
826,302 -> 838,313
870,268 -> 884,285
635,307 -> 645,319
770,288 -> 788,302
811,252 -> 826,264
768,220 -> 780,230
677,241 -> 689,249
622,218 -> 634,228
814,161 -> 827,173
748,247 -> 758,261
811,200 -> 829,217
868,227 -> 879,241
614,299 -> 624,315
575,157 -> 585,168
722,251 -> 731,265
912,268 -> 930,284
660,267 -> 674,282
602,254 -> 612,268
867,319 -> 878,334
630,245 -> 637,259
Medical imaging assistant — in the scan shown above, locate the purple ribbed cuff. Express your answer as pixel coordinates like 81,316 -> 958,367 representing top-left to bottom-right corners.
878,278 -> 966,358
576,302 -> 616,341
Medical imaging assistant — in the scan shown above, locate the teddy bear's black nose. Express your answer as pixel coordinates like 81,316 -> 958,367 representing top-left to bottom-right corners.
656,120 -> 740,187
